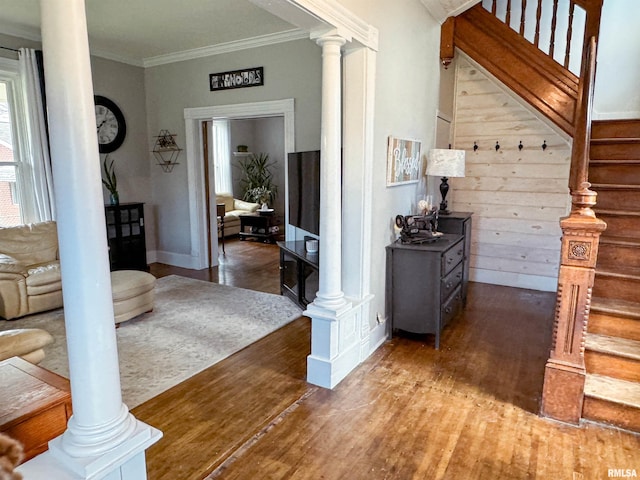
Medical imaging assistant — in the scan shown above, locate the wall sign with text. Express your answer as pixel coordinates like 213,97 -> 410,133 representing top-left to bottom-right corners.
209,67 -> 264,92
386,136 -> 422,186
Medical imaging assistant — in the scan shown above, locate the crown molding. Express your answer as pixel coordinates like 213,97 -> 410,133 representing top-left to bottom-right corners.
143,29 -> 309,68
250,0 -> 378,51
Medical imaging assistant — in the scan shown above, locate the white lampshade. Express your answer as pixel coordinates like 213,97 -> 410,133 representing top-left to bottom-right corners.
426,149 -> 466,178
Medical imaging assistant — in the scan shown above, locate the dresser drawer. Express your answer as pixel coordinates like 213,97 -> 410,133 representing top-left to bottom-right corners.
441,285 -> 463,327
441,261 -> 463,302
441,238 -> 464,275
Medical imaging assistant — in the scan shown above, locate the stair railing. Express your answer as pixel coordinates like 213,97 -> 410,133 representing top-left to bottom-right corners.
540,36 -> 607,424
482,0 -> 603,75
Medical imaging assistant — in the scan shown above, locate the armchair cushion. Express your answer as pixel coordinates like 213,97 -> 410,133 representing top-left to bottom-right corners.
215,193 -> 260,236
0,328 -> 54,364
0,222 -> 63,319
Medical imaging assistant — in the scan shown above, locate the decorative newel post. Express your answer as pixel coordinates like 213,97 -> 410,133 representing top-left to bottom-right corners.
541,182 -> 606,423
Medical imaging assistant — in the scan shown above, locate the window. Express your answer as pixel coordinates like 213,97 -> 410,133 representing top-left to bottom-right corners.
0,57 -> 35,226
212,119 -> 232,194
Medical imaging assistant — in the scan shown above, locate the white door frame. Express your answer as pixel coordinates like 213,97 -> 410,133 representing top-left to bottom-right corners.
184,99 -> 295,269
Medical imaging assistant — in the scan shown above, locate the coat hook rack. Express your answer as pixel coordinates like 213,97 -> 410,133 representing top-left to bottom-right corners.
542,140 -> 547,151
495,141 -> 500,152
518,141 -> 523,151
473,141 -> 478,152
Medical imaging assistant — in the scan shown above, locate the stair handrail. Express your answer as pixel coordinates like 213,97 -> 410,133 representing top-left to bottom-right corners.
569,35 -> 597,198
483,0 -> 603,75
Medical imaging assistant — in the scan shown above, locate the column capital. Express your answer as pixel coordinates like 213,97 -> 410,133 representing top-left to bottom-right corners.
311,28 -> 348,47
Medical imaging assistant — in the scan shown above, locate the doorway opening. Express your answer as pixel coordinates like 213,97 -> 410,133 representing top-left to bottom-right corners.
203,116 -> 287,266
184,99 -> 295,270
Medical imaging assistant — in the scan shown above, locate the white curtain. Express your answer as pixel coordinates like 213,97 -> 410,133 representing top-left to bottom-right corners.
212,119 -> 232,194
18,48 -> 55,222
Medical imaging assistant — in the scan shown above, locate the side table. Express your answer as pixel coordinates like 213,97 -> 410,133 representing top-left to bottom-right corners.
0,356 -> 72,461
239,212 -> 279,243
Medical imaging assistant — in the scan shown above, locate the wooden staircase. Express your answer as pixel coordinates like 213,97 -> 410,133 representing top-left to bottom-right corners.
442,0 -> 640,432
584,119 -> 640,432
447,3 -> 579,136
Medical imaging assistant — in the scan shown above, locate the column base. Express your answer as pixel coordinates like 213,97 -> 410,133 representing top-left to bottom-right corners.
305,295 -> 374,389
18,420 -> 162,480
540,361 -> 586,425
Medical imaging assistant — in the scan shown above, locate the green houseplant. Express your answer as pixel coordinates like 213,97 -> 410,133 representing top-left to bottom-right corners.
238,153 -> 278,207
102,155 -> 119,205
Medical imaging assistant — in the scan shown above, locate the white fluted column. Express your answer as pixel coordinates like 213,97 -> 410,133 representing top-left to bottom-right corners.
17,0 -> 161,478
313,33 -> 349,311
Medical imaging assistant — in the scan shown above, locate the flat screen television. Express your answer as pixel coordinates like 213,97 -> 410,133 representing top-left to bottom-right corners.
288,150 -> 320,236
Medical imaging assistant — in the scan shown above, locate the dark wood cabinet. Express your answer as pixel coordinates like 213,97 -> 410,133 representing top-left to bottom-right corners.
278,241 -> 319,309
386,233 -> 465,349
437,212 -> 472,304
105,202 -> 147,271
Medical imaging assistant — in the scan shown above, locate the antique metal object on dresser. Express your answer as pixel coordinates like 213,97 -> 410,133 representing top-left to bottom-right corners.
386,233 -> 465,349
395,208 -> 442,244
105,202 -> 148,271
436,212 -> 472,304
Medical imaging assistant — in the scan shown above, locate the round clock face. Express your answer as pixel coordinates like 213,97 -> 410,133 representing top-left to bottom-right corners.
95,95 -> 126,154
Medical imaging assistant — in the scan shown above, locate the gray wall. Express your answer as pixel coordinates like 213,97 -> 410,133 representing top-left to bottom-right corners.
144,38 -> 321,257
230,117 -> 285,214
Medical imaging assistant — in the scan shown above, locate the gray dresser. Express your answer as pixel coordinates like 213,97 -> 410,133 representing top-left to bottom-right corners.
437,212 -> 472,304
385,233 -> 465,349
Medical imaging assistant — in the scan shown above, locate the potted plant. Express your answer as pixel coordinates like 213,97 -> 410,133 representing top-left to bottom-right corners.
238,152 -> 278,207
102,155 -> 119,205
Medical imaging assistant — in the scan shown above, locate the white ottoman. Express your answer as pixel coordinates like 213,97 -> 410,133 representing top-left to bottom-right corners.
111,270 -> 156,325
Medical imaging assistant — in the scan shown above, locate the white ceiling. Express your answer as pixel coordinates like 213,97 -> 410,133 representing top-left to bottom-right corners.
0,0 -> 476,67
0,0 -> 299,66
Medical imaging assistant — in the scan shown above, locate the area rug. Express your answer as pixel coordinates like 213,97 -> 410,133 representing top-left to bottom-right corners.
0,275 -> 302,408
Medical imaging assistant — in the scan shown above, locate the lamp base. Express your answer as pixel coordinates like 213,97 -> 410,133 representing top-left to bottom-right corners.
438,177 -> 451,216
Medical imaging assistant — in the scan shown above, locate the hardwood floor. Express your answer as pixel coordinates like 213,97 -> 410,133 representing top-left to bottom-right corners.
139,239 -> 640,479
150,236 -> 282,295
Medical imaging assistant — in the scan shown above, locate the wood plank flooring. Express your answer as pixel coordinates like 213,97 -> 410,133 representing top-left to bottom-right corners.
139,238 -> 640,479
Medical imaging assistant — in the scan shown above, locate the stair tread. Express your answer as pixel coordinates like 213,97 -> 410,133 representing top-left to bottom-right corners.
596,265 -> 640,279
590,159 -> 640,164
599,235 -> 640,247
584,374 -> 640,409
591,183 -> 640,190
586,334 -> 640,361
591,297 -> 640,319
591,138 -> 640,145
594,208 -> 640,217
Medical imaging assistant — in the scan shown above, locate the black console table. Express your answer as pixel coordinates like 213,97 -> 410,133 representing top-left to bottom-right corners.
277,241 -> 319,308
239,212 -> 279,243
105,202 -> 147,271
386,233 -> 465,349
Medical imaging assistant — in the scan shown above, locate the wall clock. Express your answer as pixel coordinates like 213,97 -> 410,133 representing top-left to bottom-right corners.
95,95 -> 126,154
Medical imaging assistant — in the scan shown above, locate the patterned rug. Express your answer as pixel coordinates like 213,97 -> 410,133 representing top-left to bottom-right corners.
0,275 -> 302,408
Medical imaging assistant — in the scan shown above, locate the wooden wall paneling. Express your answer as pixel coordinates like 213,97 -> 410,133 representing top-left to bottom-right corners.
472,243 -> 561,265
455,202 -> 568,221
451,56 -> 571,290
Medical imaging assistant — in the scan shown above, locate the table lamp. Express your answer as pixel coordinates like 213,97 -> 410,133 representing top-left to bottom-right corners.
426,148 -> 466,215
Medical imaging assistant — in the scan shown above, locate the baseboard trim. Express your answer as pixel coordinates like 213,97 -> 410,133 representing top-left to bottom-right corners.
470,268 -> 558,292
368,321 -> 388,354
153,250 -> 203,270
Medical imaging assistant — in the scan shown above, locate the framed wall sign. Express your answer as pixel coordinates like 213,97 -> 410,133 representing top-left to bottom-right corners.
386,136 -> 422,186
209,66 -> 264,92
